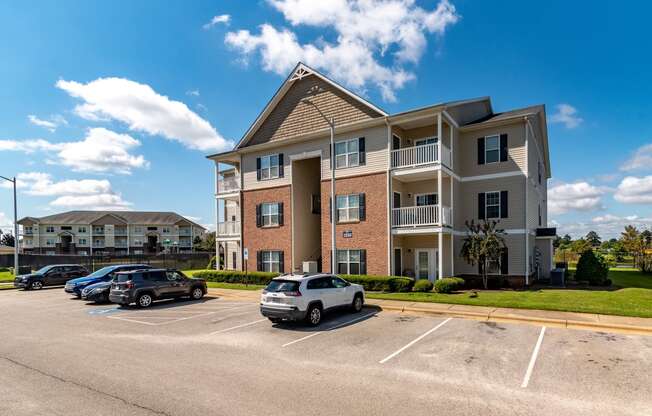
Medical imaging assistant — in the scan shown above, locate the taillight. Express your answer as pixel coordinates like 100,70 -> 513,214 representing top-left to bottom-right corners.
125,280 -> 134,289
285,290 -> 301,297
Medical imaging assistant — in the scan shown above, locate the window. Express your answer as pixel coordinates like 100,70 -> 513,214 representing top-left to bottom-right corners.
93,239 -> 104,247
337,194 -> 359,222
311,194 -> 321,214
162,227 -> 171,234
24,226 -> 33,234
93,226 -> 104,234
78,238 -> 87,246
307,277 -> 333,290
134,239 -> 143,246
262,203 -> 279,226
266,280 -> 300,293
134,226 -> 143,234
61,226 -> 72,231
484,135 -> 500,163
261,251 -> 281,273
335,139 -> 359,168
331,276 -> 348,288
166,271 -> 184,281
337,249 -> 361,275
78,226 -> 86,233
46,226 -> 55,233
414,137 -> 437,146
485,191 -> 500,219
147,226 -> 157,231
46,238 -> 55,246
416,193 -> 438,206
260,154 -> 280,180
24,239 -> 32,246
145,271 -> 167,281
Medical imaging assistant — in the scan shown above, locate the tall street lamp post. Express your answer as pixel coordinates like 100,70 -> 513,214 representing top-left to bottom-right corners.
0,175 -> 18,275
301,98 -> 336,274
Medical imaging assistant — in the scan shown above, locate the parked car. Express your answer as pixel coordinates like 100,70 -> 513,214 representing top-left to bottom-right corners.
109,269 -> 207,308
65,264 -> 152,298
80,281 -> 113,303
13,264 -> 89,290
260,273 -> 365,325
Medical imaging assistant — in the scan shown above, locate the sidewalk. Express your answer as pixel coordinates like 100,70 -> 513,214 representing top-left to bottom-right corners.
207,287 -> 652,335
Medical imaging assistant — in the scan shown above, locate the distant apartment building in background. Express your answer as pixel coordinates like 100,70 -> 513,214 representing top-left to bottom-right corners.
18,211 -> 205,255
208,63 -> 555,286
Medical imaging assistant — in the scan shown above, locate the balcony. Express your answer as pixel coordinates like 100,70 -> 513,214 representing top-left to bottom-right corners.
217,221 -> 240,236
115,239 -> 128,248
114,228 -> 128,236
217,176 -> 240,194
391,143 -> 451,170
392,205 -> 452,228
179,227 -> 191,236
179,238 -> 192,247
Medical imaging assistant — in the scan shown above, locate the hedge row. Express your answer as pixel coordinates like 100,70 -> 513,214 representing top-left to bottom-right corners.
192,270 -> 414,292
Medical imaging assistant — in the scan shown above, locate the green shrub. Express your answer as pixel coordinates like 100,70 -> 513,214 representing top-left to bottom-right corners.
413,279 -> 434,292
575,250 -> 610,285
434,277 -> 465,293
341,275 -> 414,292
206,256 -> 217,270
192,270 -> 279,285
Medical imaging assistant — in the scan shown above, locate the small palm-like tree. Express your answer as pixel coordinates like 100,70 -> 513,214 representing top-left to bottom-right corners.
460,220 -> 506,290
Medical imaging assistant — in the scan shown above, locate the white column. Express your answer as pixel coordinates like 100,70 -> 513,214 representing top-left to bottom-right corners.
386,121 -> 393,275
437,169 -> 442,224
438,232 -> 443,280
89,226 -> 93,257
450,234 -> 454,276
126,223 -> 130,255
450,119 -> 454,170
437,112 -> 442,162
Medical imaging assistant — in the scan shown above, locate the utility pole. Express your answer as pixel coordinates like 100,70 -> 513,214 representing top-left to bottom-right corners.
1,175 -> 18,275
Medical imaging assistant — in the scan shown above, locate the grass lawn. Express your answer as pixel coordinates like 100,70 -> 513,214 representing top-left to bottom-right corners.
367,268 -> 652,318
0,271 -> 14,282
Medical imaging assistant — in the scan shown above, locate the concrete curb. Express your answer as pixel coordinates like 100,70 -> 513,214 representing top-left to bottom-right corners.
371,302 -> 652,336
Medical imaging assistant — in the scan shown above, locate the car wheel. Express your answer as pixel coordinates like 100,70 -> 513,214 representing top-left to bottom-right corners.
137,293 -> 153,308
190,287 -> 204,301
306,304 -> 322,326
351,294 -> 363,313
30,281 -> 43,290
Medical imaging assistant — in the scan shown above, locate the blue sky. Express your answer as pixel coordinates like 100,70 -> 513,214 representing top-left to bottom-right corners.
1,0 -> 651,239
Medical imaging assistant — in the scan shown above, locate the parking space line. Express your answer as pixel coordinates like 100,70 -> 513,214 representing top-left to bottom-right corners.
209,318 -> 267,335
106,316 -> 161,326
379,317 -> 452,364
282,312 -> 378,348
521,326 -> 546,388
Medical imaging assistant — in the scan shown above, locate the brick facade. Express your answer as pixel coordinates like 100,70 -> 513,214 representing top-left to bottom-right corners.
321,172 -> 388,276
242,185 -> 292,272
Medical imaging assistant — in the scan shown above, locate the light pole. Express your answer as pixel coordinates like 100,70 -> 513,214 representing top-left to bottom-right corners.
301,98 -> 336,274
0,175 -> 18,275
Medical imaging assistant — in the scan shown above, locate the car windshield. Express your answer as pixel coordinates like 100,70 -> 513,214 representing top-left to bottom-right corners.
85,266 -> 116,278
34,265 -> 55,274
265,280 -> 300,292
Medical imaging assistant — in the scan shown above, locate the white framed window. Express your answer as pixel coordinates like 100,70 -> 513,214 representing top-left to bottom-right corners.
24,226 -> 33,234
414,136 -> 437,146
162,227 -> 171,234
46,238 -> 55,246
262,203 -> 279,226
78,226 -> 87,233
134,239 -> 143,246
415,193 -> 438,206
260,154 -> 280,180
336,194 -> 359,222
335,139 -> 359,169
262,250 -> 281,272
78,238 -> 87,246
93,226 -> 104,234
484,135 -> 500,164
46,226 -> 55,233
93,239 -> 104,247
134,226 -> 143,234
337,249 -> 361,275
485,191 -> 500,219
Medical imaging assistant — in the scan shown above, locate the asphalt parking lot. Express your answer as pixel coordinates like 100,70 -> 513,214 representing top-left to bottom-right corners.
0,288 -> 650,416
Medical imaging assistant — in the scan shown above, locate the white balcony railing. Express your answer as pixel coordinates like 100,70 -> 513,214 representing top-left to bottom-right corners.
217,221 -> 240,236
391,143 -> 452,169
392,205 -> 452,228
217,176 -> 240,194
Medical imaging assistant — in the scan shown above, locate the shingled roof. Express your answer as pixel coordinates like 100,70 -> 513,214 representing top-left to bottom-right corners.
18,211 -> 205,229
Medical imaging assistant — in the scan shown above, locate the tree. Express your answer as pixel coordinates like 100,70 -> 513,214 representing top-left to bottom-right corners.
194,232 -> 215,252
0,232 -> 15,247
585,231 -> 601,247
620,225 -> 643,267
460,220 -> 506,290
570,238 -> 591,255
641,229 -> 652,248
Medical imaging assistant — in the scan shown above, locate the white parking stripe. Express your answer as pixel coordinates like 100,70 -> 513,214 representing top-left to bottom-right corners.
521,326 -> 546,388
282,312 -> 377,348
379,318 -> 452,364
209,319 -> 267,335
106,316 -> 161,326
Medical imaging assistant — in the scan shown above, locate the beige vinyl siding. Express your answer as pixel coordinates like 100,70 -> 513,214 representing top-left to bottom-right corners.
456,175 -> 526,230
242,125 -> 389,190
224,200 -> 239,222
454,233 -> 526,276
247,74 -> 381,147
224,241 -> 241,270
458,121 -> 526,177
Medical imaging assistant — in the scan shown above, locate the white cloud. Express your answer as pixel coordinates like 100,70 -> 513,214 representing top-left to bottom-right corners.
550,103 -> 583,129
27,114 -> 68,132
548,181 -> 605,215
225,0 -> 459,102
614,175 -> 652,204
0,212 -> 13,234
56,77 -> 233,152
0,128 -> 148,175
203,14 -> 231,29
621,143 -> 652,172
4,172 -> 131,210
186,90 -> 200,96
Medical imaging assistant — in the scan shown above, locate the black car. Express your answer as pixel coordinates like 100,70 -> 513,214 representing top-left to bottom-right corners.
109,269 -> 207,308
65,264 -> 152,298
14,264 -> 89,290
80,281 -> 113,303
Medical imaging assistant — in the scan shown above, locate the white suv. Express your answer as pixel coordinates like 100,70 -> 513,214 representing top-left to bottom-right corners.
260,273 -> 365,325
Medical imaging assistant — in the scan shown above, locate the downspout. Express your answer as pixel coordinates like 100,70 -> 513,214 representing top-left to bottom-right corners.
524,117 -> 529,286
385,116 -> 393,275
214,162 -> 219,270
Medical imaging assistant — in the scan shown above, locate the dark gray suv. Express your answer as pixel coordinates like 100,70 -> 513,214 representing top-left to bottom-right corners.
109,269 -> 207,308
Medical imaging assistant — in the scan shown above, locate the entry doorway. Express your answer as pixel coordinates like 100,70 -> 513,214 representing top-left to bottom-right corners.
393,247 -> 402,276
146,234 -> 158,253
414,248 -> 438,281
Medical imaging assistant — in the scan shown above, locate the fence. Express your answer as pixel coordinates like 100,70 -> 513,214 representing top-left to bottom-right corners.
0,252 -> 213,273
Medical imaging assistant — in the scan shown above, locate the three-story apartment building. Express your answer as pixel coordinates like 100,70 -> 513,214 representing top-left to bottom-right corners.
18,211 -> 205,255
209,63 -> 555,286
